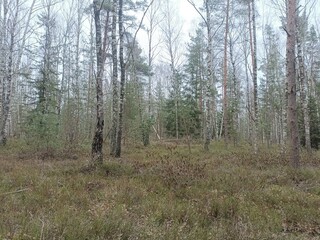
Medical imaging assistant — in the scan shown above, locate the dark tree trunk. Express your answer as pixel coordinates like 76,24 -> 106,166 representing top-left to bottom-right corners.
110,0 -> 118,157
204,0 -> 213,151
115,0 -> 125,158
91,0 -> 105,166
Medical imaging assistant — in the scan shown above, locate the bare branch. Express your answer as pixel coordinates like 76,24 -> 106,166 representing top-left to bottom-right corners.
126,0 -> 156,65
0,188 -> 30,196
186,0 -> 207,26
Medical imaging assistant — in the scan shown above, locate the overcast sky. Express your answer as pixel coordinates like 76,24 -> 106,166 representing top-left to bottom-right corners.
135,0 -> 202,64
137,0 -> 319,65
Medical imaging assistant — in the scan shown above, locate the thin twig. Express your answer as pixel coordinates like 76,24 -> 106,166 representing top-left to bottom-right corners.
126,0 -> 156,66
0,188 -> 30,196
40,218 -> 45,240
187,0 -> 207,25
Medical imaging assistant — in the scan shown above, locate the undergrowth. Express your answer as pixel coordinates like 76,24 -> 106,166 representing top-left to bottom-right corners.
0,141 -> 320,239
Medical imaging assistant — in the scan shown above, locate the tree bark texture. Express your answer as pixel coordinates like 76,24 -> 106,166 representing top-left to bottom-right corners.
223,0 -> 230,143
248,0 -> 258,154
110,0 -> 118,156
0,31 -> 13,146
204,0 -> 213,151
286,0 -> 300,168
91,0 -> 105,165
115,0 -> 125,158
0,0 -> 15,146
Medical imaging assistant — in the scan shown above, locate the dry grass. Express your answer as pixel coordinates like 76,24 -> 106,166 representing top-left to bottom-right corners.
1,141 -> 320,239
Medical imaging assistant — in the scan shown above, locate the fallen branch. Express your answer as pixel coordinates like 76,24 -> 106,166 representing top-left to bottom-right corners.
152,125 -> 161,140
0,188 -> 30,196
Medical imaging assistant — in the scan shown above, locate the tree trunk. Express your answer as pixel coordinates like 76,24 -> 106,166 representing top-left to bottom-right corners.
91,0 -> 105,166
204,0 -> 213,151
0,31 -> 13,146
223,0 -> 230,143
115,0 -> 125,158
286,0 -> 300,168
0,0 -> 14,146
186,0 -> 215,149
110,0 -> 118,156
248,0 -> 258,154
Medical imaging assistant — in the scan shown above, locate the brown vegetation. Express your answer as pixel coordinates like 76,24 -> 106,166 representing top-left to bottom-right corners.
1,141 -> 320,239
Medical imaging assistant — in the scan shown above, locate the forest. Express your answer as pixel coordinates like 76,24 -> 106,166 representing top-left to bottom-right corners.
1,0 -> 320,239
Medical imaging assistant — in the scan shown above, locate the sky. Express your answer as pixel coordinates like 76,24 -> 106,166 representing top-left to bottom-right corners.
136,0 -> 284,64
25,0 -> 319,66
178,0 -> 202,35
136,0 -> 202,62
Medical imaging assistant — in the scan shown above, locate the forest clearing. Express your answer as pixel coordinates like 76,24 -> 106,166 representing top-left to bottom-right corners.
1,141 -> 320,239
1,0 -> 320,238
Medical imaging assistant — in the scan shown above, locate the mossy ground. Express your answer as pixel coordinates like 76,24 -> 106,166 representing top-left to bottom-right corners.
1,141 -> 320,239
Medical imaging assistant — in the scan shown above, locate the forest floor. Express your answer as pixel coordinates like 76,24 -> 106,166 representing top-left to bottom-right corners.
1,141 -> 320,240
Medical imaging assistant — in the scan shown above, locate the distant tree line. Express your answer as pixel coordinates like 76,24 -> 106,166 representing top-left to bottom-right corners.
0,0 -> 319,168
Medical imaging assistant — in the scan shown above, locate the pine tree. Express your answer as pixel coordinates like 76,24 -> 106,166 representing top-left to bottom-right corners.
25,1 -> 60,152
286,0 -> 300,168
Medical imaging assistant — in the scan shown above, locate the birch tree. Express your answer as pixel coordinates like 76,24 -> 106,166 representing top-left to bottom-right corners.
187,0 -> 216,151
91,0 -> 105,165
248,0 -> 258,154
0,0 -> 13,145
0,0 -> 36,145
